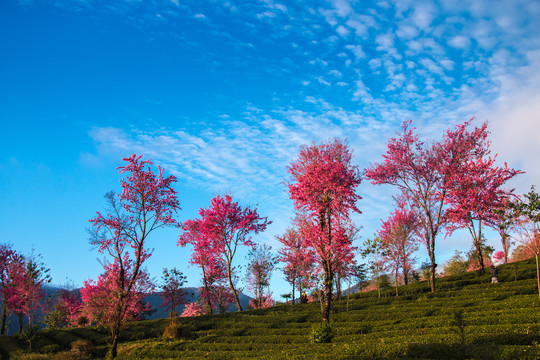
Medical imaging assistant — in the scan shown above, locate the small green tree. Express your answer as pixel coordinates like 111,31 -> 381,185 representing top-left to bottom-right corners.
442,251 -> 468,276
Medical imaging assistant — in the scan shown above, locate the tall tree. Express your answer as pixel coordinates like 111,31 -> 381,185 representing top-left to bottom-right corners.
182,195 -> 270,312
366,119 -> 491,292
287,138 -> 362,322
88,154 -> 180,358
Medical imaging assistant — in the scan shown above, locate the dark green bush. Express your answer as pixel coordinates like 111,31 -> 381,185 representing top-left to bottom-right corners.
310,322 -> 333,343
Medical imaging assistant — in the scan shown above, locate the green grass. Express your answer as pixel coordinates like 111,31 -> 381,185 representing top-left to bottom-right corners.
2,258 -> 540,359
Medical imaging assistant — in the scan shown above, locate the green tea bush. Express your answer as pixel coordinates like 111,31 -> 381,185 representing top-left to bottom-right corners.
310,322 -> 333,343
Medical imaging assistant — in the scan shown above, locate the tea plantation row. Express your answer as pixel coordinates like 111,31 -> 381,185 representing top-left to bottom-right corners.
2,258 -> 540,359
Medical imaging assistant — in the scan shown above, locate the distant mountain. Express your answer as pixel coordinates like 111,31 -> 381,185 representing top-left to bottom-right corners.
2,285 -> 252,334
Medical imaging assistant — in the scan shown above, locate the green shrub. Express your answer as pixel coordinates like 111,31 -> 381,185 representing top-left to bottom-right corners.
310,322 -> 333,343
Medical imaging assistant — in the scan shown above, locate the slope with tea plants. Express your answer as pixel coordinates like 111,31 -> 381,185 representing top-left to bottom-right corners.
2,258 -> 540,360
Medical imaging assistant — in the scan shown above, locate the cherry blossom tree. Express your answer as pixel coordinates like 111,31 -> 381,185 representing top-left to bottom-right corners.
366,119 -> 492,292
0,243 -> 17,335
245,244 -> 276,309
181,195 -> 270,312
178,218 -> 227,314
88,154 -> 180,358
276,228 -> 315,304
377,204 -> 419,296
160,268 -> 187,319
288,138 -> 362,322
446,148 -> 522,271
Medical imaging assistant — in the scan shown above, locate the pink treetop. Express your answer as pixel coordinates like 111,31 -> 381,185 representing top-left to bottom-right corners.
56,289 -> 83,327
288,138 -> 362,218
492,251 -> 505,266
181,302 -> 205,317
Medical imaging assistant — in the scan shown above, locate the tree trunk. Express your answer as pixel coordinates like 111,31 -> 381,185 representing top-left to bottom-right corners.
1,305 -> 7,335
428,236 -> 436,293
292,278 -> 296,305
227,263 -> 242,312
536,252 -> 540,298
336,275 -> 341,300
476,220 -> 485,271
322,264 -> 333,322
18,313 -> 23,333
395,268 -> 399,297
202,266 -> 213,315
110,327 -> 120,358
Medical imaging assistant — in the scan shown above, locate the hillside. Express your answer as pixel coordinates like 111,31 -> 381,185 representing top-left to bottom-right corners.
2,258 -> 540,359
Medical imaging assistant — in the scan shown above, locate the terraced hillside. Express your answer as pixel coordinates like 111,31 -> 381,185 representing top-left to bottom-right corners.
2,258 -> 540,360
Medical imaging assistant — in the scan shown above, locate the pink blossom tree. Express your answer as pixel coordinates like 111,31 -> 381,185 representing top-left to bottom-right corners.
178,218 -> 228,314
88,154 -> 180,358
276,228 -> 315,304
181,195 -> 270,312
288,138 -> 362,322
0,243 -> 17,335
377,203 -> 419,296
366,119 -> 492,292
4,251 -> 50,349
446,149 -> 522,271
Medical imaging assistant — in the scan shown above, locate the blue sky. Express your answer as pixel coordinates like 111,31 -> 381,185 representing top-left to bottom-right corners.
1,0 -> 539,299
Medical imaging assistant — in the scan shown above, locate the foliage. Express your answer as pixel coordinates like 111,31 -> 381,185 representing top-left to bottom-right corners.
310,321 -> 333,343
442,251 -> 469,277
181,302 -> 204,317
245,244 -> 277,310
160,267 -> 187,318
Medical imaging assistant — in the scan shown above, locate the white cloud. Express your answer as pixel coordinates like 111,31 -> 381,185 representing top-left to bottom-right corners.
345,44 -> 365,60
448,35 -> 471,49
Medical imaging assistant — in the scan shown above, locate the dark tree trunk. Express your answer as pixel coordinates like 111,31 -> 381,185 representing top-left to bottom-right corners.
536,252 -> 540,298
395,268 -> 399,297
18,313 -> 23,333
110,327 -> 120,358
476,220 -> 485,271
1,305 -> 7,335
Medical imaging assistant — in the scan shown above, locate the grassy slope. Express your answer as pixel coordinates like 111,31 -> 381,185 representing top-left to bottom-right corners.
2,258 -> 540,360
